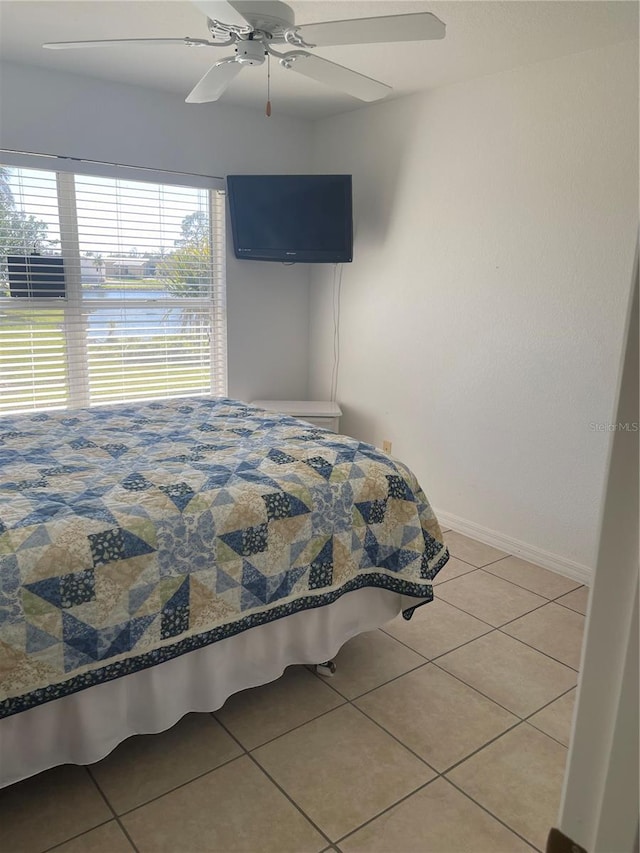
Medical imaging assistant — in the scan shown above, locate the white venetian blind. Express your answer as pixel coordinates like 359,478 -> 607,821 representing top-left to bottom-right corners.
0,166 -> 68,412
0,160 -> 226,414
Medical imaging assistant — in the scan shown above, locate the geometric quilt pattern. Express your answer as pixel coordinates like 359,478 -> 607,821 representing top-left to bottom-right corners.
0,397 -> 448,718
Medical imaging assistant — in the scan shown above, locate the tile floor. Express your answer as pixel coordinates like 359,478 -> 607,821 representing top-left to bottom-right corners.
1,531 -> 589,853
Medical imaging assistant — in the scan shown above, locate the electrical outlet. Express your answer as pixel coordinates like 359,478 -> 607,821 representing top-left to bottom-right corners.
382,440 -> 392,454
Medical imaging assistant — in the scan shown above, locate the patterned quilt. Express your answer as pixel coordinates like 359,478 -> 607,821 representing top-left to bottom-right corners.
0,397 -> 448,718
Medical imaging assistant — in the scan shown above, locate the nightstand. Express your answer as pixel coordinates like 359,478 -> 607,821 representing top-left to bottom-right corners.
251,400 -> 342,432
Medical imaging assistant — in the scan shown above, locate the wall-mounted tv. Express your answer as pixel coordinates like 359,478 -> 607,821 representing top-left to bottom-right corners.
226,174 -> 353,263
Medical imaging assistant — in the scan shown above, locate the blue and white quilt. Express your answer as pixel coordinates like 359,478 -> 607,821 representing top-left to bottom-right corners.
0,397 -> 448,718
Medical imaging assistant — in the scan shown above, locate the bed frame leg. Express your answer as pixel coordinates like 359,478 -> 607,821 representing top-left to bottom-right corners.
315,660 -> 337,677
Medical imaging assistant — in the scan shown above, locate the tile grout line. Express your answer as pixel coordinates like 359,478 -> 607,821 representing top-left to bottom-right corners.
434,570 -> 583,634
440,715 -> 563,778
104,818 -> 139,853
227,689 -> 443,848
442,549 -> 587,613
344,700 -> 439,773
431,591 -> 583,672
520,685 -> 577,748
331,721 -> 540,853
430,628 -> 580,675
235,652 -> 572,773
245,751 -> 335,850
441,544 -> 513,571
480,566 -> 582,599
362,555 -> 582,683
379,621 -> 494,668
241,691 -> 486,848
332,775 -> 446,849
494,592 -> 585,671
440,550 -> 578,596
211,713 -> 336,851
86,766 -> 141,853
111,748 -> 248,819
82,711 -> 334,851
552,598 -> 587,617
430,565 -> 481,586
41,817 -> 114,853
437,580 -> 552,626
214,691 -> 349,752
251,651 -> 575,762
436,593 -> 559,635
444,536 -> 585,596
520,684 -> 576,728
427,625 -> 529,665
525,720 -> 574,749
430,633 -> 578,700
384,619 -> 579,728
498,598 -> 583,630
306,598 -> 578,745
427,657 -> 547,721
495,628 -> 581,673
444,774 -> 543,852
315,658 -> 431,702
330,641 -> 527,723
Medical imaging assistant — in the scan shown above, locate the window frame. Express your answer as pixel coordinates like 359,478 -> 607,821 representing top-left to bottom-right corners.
0,152 -> 227,413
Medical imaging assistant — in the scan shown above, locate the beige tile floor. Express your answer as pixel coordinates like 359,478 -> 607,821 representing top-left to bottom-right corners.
1,531 -> 588,853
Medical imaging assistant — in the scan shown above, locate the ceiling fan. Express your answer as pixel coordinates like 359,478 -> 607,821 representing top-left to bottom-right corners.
43,1 -> 446,105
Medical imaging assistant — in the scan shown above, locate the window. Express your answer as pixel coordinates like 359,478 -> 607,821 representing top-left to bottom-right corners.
0,159 -> 226,414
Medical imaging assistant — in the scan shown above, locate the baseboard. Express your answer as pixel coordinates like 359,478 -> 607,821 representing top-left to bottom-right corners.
434,509 -> 594,587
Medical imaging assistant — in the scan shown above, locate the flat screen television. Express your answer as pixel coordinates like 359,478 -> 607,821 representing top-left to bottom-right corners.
226,174 -> 353,263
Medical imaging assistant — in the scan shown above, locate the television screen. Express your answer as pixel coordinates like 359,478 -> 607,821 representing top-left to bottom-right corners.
226,174 -> 353,263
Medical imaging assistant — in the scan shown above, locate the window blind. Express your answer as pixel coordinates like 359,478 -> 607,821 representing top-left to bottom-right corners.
0,162 -> 226,414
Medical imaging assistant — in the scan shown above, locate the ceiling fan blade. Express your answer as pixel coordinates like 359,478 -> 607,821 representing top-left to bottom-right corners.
185,58 -> 242,102
292,12 -> 446,47
192,1 -> 252,29
43,38 -> 199,49
284,53 -> 391,102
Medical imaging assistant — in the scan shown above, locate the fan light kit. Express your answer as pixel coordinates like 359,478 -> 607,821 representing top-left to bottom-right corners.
43,1 -> 446,109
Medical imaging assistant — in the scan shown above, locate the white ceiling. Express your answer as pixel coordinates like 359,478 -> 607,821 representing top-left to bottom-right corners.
0,0 -> 637,119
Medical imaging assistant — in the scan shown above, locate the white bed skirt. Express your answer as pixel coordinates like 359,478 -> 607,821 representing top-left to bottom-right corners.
0,588 -> 415,788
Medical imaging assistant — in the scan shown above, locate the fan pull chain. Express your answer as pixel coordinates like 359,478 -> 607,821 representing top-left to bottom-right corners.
266,52 -> 272,117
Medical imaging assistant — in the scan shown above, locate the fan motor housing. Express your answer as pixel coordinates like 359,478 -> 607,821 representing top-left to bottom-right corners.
208,1 -> 296,44
233,1 -> 295,41
235,40 -> 266,65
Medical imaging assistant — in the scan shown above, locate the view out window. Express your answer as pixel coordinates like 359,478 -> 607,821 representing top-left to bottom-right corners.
0,162 -> 226,414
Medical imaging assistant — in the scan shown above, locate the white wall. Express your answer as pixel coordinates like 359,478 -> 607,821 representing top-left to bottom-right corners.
308,40 -> 639,575
0,60 -> 313,403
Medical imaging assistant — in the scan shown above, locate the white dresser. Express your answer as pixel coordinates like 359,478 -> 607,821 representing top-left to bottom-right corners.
251,400 -> 342,432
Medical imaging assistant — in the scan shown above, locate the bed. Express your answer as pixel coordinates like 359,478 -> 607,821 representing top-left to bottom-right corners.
0,397 -> 448,787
